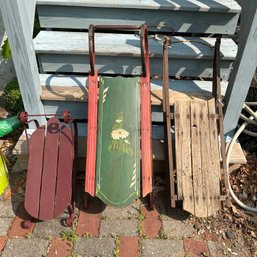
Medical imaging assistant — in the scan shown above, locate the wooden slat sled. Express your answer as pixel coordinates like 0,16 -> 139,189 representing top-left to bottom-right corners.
164,37 -> 228,217
85,25 -> 153,208
19,111 -> 77,227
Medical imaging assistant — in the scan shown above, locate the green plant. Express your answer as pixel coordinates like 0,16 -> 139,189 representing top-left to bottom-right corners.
25,232 -> 33,239
60,230 -> 78,243
3,78 -> 24,114
1,38 -> 11,60
137,204 -> 146,221
113,235 -> 120,257
159,228 -> 168,239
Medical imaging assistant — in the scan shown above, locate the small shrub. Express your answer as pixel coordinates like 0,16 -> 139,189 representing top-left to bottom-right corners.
3,78 -> 24,114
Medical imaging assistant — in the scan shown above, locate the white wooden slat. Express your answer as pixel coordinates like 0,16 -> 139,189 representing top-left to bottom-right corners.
36,0 -> 241,13
34,31 -> 237,60
0,0 -> 45,125
34,31 -> 236,78
224,0 -> 257,136
37,5 -> 239,34
38,54 -> 233,79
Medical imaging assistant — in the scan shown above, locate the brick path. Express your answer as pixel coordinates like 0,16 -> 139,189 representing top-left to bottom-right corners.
0,194 -> 245,257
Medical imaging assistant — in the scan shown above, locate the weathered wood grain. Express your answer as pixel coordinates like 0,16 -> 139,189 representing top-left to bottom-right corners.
174,99 -> 221,217
37,5 -> 239,34
224,0 -> 257,136
190,101 -> 207,217
175,101 -> 194,210
207,99 -> 221,215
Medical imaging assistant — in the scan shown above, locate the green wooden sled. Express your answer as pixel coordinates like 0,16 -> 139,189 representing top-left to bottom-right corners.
95,77 -> 140,207
85,25 -> 153,209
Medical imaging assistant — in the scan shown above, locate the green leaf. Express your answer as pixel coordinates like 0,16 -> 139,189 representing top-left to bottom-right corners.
1,39 -> 11,61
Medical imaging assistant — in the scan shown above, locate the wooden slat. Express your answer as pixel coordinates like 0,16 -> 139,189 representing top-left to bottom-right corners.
40,75 -> 228,121
207,99 -> 221,215
24,125 -> 45,219
37,5 -> 240,34
199,101 -> 217,217
54,126 -> 74,217
190,101 -> 207,217
39,117 -> 60,220
175,101 -> 194,211
34,32 -> 237,79
36,0 -> 241,13
40,79 -> 228,104
34,32 -> 237,59
38,55 -> 233,79
39,74 -> 228,96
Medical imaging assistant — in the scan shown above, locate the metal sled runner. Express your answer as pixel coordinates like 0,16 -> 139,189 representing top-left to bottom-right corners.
19,111 -> 77,227
85,25 -> 153,208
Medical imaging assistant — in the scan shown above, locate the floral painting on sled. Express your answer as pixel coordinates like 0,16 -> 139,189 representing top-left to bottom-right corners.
108,112 -> 133,156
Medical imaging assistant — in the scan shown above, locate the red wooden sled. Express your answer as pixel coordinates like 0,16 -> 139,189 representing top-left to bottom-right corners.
85,24 -> 153,208
19,111 -> 77,227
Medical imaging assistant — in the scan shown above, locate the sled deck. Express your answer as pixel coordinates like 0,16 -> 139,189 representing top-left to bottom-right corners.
163,37 -> 227,217
19,111 -> 77,227
85,25 -> 153,208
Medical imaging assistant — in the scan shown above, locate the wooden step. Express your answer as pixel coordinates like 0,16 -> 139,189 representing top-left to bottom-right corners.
39,74 -> 228,120
34,31 -> 237,79
36,0 -> 241,34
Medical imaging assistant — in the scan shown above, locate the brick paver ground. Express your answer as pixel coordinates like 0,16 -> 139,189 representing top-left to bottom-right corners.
0,177 -> 251,257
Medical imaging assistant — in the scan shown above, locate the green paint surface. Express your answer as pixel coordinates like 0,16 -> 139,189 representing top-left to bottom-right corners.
96,76 -> 140,207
